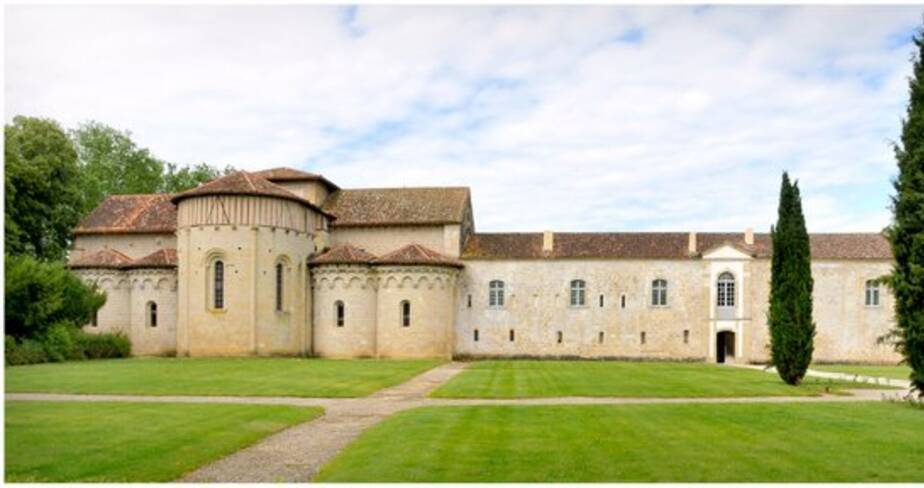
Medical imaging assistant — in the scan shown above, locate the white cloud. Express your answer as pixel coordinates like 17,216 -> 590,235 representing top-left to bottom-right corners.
5,5 -> 920,232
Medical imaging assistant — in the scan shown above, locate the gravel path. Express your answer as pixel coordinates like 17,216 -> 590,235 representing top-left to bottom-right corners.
5,361 -> 911,482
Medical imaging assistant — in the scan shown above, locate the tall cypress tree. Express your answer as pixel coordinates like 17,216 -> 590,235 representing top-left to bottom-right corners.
886,28 -> 924,396
769,172 -> 816,385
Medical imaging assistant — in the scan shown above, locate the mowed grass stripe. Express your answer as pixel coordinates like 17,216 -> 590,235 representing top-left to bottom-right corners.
432,360 -> 879,398
316,402 -> 924,482
5,401 -> 323,482
6,357 -> 443,397
811,363 -> 912,381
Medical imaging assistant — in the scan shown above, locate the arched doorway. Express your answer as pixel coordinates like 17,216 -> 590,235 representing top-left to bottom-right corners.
716,331 -> 736,363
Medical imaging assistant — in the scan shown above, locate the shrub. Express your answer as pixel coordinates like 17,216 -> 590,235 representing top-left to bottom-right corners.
5,336 -> 49,366
74,330 -> 131,360
41,323 -> 76,362
5,254 -> 106,340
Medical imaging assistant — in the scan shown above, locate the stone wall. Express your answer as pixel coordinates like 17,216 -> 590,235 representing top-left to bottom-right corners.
312,265 -> 378,358
329,225 -> 460,257
376,266 -> 458,359
71,233 -> 176,261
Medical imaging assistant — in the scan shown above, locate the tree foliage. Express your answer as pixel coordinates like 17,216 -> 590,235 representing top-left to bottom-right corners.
4,254 -> 106,340
5,116 -> 84,261
886,28 -> 924,396
768,172 -> 816,385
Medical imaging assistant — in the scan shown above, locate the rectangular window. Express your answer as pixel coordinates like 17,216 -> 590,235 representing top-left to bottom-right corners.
620,294 -> 626,309
599,294 -> 604,307
865,281 -> 881,307
467,294 -> 472,308
557,331 -> 563,344
570,280 -> 586,306
598,331 -> 604,344
336,302 -> 345,327
641,331 -> 646,345
401,301 -> 411,327
683,329 -> 690,344
509,329 -> 515,342
474,329 -> 479,342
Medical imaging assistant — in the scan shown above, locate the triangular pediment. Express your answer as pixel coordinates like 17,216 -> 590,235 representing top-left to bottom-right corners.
701,243 -> 754,260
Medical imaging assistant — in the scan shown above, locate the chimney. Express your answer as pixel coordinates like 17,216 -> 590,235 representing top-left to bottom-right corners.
543,230 -> 554,253
744,227 -> 754,245
688,232 -> 697,255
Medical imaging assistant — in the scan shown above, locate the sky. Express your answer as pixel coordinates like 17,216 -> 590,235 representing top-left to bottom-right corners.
5,5 -> 922,233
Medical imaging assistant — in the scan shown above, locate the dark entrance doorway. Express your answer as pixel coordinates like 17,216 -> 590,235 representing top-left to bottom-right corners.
716,331 -> 736,363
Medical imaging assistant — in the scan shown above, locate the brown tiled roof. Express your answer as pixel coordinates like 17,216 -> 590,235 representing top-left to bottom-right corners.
126,249 -> 178,269
251,167 -> 339,190
462,232 -> 892,260
374,243 -> 464,268
322,187 -> 471,227
69,249 -> 135,269
171,171 -> 335,217
74,194 -> 176,235
310,244 -> 377,265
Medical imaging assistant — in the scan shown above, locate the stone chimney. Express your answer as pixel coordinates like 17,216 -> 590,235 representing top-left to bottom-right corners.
744,227 -> 754,246
688,232 -> 697,255
543,230 -> 554,253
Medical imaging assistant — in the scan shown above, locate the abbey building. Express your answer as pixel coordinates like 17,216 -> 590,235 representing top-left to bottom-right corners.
69,167 -> 898,363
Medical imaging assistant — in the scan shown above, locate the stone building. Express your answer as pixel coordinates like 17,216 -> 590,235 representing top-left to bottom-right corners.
69,167 -> 898,363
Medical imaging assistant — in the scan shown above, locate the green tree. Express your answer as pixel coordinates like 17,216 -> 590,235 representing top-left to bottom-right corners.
71,121 -> 167,213
4,116 -> 84,261
163,161 -> 233,193
4,254 -> 106,340
885,28 -> 924,395
768,172 -> 816,385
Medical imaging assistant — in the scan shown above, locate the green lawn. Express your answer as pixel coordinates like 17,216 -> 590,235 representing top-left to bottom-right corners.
432,360 -> 878,398
316,402 -> 924,482
812,363 -> 912,381
5,401 -> 322,482
6,357 -> 442,398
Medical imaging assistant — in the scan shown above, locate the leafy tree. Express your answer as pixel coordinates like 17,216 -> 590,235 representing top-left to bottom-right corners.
4,116 -> 84,261
4,254 -> 106,340
71,121 -> 167,213
886,27 -> 924,396
163,161 -> 234,193
768,172 -> 816,385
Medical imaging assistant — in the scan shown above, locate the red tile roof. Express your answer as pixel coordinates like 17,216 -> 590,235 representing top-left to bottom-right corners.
322,187 -> 471,227
74,194 -> 176,235
69,249 -> 135,269
310,244 -> 377,265
462,232 -> 891,260
374,243 -> 464,268
251,167 -> 339,190
126,248 -> 178,269
171,171 -> 335,217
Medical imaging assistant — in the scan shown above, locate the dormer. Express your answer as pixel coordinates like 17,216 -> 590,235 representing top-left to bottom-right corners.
250,167 -> 340,207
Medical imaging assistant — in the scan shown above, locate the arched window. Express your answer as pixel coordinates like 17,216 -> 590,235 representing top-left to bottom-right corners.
401,300 -> 411,327
717,272 -> 735,307
147,301 -> 158,328
489,280 -> 505,307
275,262 -> 284,312
213,260 -> 224,309
335,300 -> 345,327
570,279 -> 586,306
651,279 -> 667,307
865,280 -> 880,307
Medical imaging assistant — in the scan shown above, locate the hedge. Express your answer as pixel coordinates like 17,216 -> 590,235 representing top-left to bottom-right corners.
5,327 -> 131,366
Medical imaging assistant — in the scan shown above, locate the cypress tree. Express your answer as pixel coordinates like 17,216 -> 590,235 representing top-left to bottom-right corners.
886,28 -> 924,396
769,172 -> 816,385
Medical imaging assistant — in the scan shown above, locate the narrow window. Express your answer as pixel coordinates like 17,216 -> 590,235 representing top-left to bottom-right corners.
620,294 -> 626,309
91,310 -> 99,328
570,279 -> 586,306
489,280 -> 505,307
598,331 -> 605,344
509,329 -> 515,342
213,260 -> 224,309
401,300 -> 411,327
651,279 -> 667,307
467,294 -> 472,308
557,331 -> 563,344
147,302 -> 157,328
275,262 -> 284,312
335,300 -> 345,327
599,294 -> 605,308
717,272 -> 735,308
474,329 -> 479,342
865,280 -> 880,307
641,331 -> 647,345
683,329 -> 690,344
